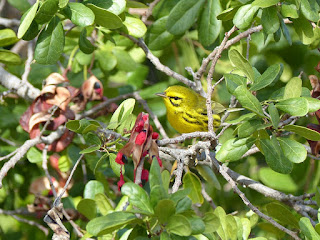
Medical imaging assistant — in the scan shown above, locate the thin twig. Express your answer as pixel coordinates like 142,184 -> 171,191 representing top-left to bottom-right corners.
172,158 -> 184,193
42,146 -> 58,198
141,0 -> 161,23
21,41 -> 34,84
201,183 -> 216,209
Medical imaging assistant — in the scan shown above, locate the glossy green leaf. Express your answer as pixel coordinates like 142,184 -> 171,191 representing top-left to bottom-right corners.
22,20 -> 40,41
166,0 -> 205,35
306,97 -> 320,112
299,217 -> 320,240
226,215 -> 238,240
292,15 -> 314,45
283,125 -> 320,141
67,119 -> 90,133
203,212 -> 220,234
85,0 -> 126,15
238,119 -> 266,138
214,206 -> 228,240
154,199 -> 176,224
87,3 -> 123,29
96,50 -> 117,71
225,73 -> 247,94
281,4 -> 298,19
121,182 -> 154,214
108,98 -> 135,130
196,165 -> 221,190
266,202 -> 299,228
252,0 -> 279,8
58,155 -> 71,172
0,29 -> 19,47
217,7 -> 240,21
145,16 -> 174,51
176,196 -> 192,213
268,103 -> 280,129
229,49 -> 254,82
198,0 -> 221,46
233,4 -> 259,29
170,188 -> 190,204
250,64 -> 282,91
225,113 -> 256,124
216,137 -> 256,162
35,0 -> 59,24
65,2 -> 94,27
26,147 -> 43,163
275,97 -> 308,116
79,29 -> 95,54
167,214 -> 192,236
261,6 -> 280,35
259,137 -> 293,174
84,180 -> 104,199
234,85 -> 264,117
283,77 -> 302,99
77,198 -> 96,220
95,193 -> 113,215
149,157 -> 165,193
278,137 -> 307,163
86,212 -> 137,236
0,49 -> 22,65
123,16 -> 147,38
112,48 -> 137,72
301,0 -> 319,22
183,172 -> 203,204
188,215 -> 206,235
7,0 -> 31,12
59,0 -> 68,8
259,167 -> 298,192
241,218 -> 251,240
34,16 -> 64,65
17,1 -> 39,38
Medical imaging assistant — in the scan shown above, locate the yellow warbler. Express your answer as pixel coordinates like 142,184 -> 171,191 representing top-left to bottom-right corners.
156,85 -> 221,133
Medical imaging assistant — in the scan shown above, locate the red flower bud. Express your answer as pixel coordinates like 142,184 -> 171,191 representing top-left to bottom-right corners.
135,131 -> 146,145
143,114 -> 149,122
115,152 -> 125,165
135,120 -> 144,132
152,132 -> 159,139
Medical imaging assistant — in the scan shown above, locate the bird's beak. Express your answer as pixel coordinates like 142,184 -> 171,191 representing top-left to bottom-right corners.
155,92 -> 167,98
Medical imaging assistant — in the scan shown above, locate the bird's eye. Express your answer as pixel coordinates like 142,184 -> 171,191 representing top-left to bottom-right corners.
172,96 -> 180,100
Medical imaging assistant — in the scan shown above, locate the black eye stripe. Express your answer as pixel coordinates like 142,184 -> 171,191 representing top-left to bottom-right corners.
170,96 -> 182,100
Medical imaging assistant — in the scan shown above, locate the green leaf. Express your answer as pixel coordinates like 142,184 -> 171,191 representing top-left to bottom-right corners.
65,2 -> 95,27
87,3 -> 123,29
275,97 -> 308,116
7,0 -> 31,12
96,50 -> 117,71
228,49 -> 254,82
292,15 -> 314,45
233,4 -> 259,29
149,157 -> 166,195
86,212 -> 137,236
77,198 -> 97,220
108,98 -> 135,130
145,16 -> 174,51
0,29 -> 19,47
0,49 -> 22,65
121,182 -> 154,214
203,212 -> 220,234
301,0 -> 319,22
95,193 -> 113,215
59,0 -> 68,8
58,155 -> 71,172
225,113 -> 256,124
154,199 -> 176,224
79,29 -> 95,54
281,4 -> 298,19
214,206 -> 228,240
84,180 -> 104,199
85,0 -> 126,15
225,73 -> 247,94
198,0 -> 221,46
226,215 -> 238,240
250,64 -> 282,91
170,189 -> 190,204
217,7 -> 240,21
196,165 -> 221,190
167,214 -> 192,236
17,1 -> 39,39
259,167 -> 298,192
268,103 -> 280,129
306,97 -> 320,112
22,20 -> 40,41
252,0 -> 279,8
26,147 -> 43,163
183,171 -> 203,204
266,202 -> 299,228
299,217 -> 320,240
283,77 -> 302,99
259,137 -> 293,174
112,48 -> 137,71
238,119 -> 266,138
261,6 -> 280,35
80,145 -> 100,154
273,27 -> 281,42
241,218 -> 251,240
278,137 -> 307,163
176,197 -> 192,213
216,137 -> 256,162
34,16 -> 64,65
283,125 -> 320,141
166,0 -> 206,35
233,85 -> 264,117
188,215 -> 206,235
123,16 -> 146,38
35,0 -> 59,24
279,15 -> 292,45
67,119 -> 90,133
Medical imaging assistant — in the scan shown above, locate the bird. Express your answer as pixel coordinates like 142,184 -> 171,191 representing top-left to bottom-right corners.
156,85 -> 222,133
